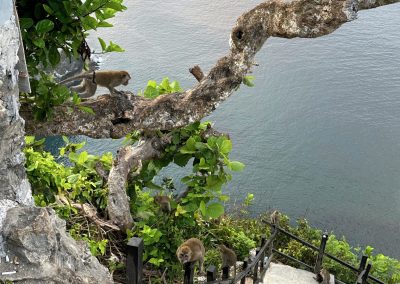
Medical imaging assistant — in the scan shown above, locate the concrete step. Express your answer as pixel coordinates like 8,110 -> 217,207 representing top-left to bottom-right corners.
263,263 -> 335,284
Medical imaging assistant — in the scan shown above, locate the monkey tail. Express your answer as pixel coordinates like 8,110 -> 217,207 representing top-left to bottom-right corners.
59,72 -> 92,85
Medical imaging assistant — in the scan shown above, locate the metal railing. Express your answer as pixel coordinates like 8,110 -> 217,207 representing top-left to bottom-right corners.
125,222 -> 386,284
262,220 -> 385,284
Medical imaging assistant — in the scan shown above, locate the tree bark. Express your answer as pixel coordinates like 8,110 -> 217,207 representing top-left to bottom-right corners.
107,137 -> 166,230
21,0 -> 399,139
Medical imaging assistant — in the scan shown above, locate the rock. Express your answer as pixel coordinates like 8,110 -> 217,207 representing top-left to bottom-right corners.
0,206 -> 113,284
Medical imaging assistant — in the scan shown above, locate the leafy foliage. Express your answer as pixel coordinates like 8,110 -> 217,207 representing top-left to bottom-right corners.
24,135 -> 400,283
138,77 -> 183,98
23,78 -> 400,283
17,0 -> 127,119
24,136 -> 111,213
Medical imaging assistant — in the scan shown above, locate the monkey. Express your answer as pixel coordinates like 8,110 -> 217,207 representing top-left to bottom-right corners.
154,195 -> 171,213
315,268 -> 330,284
59,70 -> 131,98
270,210 -> 280,226
176,238 -> 205,274
218,244 -> 237,277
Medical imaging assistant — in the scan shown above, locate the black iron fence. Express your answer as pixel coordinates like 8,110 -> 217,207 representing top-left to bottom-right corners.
126,222 -> 386,284
262,220 -> 385,284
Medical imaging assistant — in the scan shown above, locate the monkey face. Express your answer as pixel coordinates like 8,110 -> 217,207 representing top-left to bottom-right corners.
178,246 -> 192,264
122,72 -> 131,85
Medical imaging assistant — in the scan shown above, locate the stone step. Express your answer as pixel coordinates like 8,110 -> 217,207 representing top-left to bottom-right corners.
263,263 -> 335,284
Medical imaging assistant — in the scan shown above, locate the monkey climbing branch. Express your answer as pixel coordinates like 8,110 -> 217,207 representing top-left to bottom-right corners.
21,0 -> 399,138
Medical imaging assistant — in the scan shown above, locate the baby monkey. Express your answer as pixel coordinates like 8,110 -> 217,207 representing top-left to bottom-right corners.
60,70 -> 131,98
154,195 -> 171,213
315,268 -> 330,284
176,238 -> 205,274
218,244 -> 237,277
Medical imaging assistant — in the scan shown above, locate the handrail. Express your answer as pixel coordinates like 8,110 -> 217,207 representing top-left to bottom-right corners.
233,229 -> 278,282
273,249 -> 314,271
262,220 -> 385,284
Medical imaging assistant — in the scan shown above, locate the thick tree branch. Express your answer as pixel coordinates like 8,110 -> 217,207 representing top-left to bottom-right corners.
107,137 -> 165,230
106,126 -> 227,229
21,0 -> 399,139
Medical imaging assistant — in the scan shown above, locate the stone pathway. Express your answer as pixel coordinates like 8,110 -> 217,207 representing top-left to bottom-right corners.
263,263 -> 335,284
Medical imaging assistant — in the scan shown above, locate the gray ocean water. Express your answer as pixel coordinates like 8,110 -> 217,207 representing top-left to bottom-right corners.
46,2 -> 400,258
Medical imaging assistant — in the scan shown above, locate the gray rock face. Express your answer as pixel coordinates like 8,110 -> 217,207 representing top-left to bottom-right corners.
0,207 -> 113,284
0,7 -> 33,206
0,5 -> 113,283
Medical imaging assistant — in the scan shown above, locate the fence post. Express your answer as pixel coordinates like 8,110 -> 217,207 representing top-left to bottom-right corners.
207,265 -> 216,281
126,237 -> 143,284
362,263 -> 372,284
184,262 -> 195,284
241,257 -> 248,284
253,248 -> 260,283
222,266 -> 230,279
314,231 -> 328,274
260,235 -> 266,270
356,255 -> 368,284
356,263 -> 372,284
269,227 -> 276,256
358,255 -> 368,274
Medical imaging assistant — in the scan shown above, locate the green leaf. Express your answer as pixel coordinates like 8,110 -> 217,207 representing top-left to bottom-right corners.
175,204 -> 187,216
105,1 -> 126,11
81,16 -> 98,30
48,46 -> 61,66
173,153 -> 191,167
67,174 -> 80,183
198,157 -> 209,170
220,139 -> 232,154
25,136 -> 35,145
206,203 -> 224,218
145,181 -> 163,190
206,175 -> 223,190
219,195 -> 230,202
78,106 -> 95,114
42,4 -> 54,15
26,162 -> 38,172
105,41 -> 125,52
33,38 -> 45,48
62,136 -> 69,144
35,19 -> 55,33
243,75 -> 255,87
97,21 -> 113,27
169,80 -> 182,92
19,18 -> 34,29
228,161 -> 245,171
199,201 -> 206,216
180,137 -> 196,154
78,151 -> 88,164
98,37 -> 107,51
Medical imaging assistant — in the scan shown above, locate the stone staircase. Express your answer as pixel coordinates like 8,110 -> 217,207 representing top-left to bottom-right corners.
263,263 -> 335,284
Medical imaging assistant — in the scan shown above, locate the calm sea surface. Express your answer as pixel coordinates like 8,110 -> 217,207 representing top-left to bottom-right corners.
46,2 -> 400,258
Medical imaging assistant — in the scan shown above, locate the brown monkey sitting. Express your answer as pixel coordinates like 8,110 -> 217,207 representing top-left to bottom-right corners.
154,195 -> 171,213
176,238 -> 205,273
218,244 -> 237,277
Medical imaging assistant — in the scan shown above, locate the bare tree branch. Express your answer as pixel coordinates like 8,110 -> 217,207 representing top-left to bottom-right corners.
56,196 -> 120,231
107,136 -> 165,230
21,0 -> 399,139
